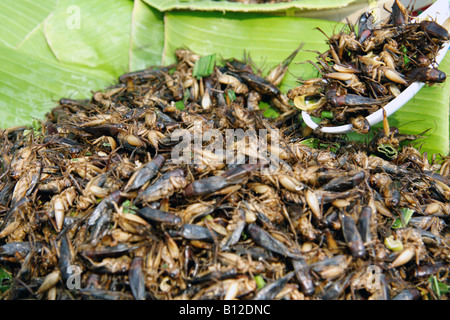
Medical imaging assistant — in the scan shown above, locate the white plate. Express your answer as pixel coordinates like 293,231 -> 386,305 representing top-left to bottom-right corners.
301,0 -> 450,134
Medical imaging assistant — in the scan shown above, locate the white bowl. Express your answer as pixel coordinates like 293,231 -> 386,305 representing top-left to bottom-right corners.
301,0 -> 450,134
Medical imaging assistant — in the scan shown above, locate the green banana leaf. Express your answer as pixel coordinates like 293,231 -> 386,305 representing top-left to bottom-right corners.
0,0 -> 164,126
382,55 -> 449,158
0,0 -> 448,157
0,0 -> 57,49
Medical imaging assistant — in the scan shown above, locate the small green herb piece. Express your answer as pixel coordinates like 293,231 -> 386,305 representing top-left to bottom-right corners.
255,275 -> 266,290
0,266 -> 12,293
122,200 -> 132,207
301,139 -> 339,152
321,111 -> 334,119
175,100 -> 185,110
300,138 -> 319,148
430,276 -> 449,298
263,107 -> 279,119
400,46 -> 411,66
328,142 -> 340,154
392,208 -> 414,229
122,200 -> 138,214
404,55 -> 410,65
310,116 -> 322,124
32,119 -> 42,132
193,54 -> 216,79
401,45 -> 410,66
227,89 -> 236,102
258,101 -> 279,119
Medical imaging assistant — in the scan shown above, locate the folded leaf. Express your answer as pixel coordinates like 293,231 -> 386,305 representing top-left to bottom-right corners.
144,0 -> 356,12
0,0 -> 57,49
130,0 -> 165,71
0,0 -> 165,129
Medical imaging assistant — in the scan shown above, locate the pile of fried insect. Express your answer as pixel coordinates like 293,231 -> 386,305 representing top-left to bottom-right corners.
288,0 -> 448,133
0,0 -> 448,300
